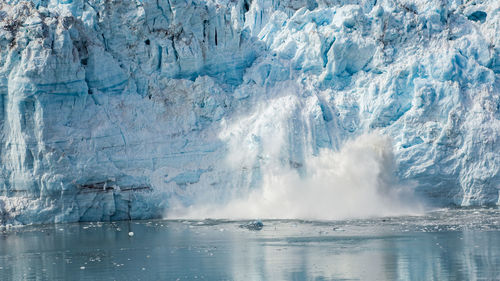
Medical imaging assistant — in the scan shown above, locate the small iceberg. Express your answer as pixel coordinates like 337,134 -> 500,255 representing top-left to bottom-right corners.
239,220 -> 264,231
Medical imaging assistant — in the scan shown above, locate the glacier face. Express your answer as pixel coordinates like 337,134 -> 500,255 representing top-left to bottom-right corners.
0,0 -> 499,224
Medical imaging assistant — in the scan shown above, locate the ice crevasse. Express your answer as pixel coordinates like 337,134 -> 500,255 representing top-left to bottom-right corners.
0,0 -> 498,224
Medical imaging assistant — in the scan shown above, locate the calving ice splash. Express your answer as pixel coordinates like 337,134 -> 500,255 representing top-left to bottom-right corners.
0,0 -> 498,224
168,92 -> 422,220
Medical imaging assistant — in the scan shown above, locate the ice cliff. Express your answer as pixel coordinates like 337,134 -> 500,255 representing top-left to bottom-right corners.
0,0 -> 498,224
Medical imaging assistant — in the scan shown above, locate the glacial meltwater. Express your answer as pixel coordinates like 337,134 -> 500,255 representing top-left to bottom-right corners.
0,208 -> 499,280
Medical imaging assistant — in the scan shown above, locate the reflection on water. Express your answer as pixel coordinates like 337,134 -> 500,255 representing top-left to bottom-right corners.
0,208 -> 499,280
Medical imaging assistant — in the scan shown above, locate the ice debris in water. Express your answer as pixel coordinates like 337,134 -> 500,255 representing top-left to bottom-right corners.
240,220 -> 264,231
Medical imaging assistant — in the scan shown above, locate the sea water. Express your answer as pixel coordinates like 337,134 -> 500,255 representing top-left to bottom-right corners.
0,208 -> 499,280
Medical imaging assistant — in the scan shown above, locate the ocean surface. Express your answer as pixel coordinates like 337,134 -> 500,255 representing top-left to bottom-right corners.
0,208 -> 499,280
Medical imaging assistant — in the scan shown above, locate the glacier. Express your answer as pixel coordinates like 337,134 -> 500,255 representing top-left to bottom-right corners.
0,0 -> 499,224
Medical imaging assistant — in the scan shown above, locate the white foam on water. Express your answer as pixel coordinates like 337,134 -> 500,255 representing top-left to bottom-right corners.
167,91 -> 423,220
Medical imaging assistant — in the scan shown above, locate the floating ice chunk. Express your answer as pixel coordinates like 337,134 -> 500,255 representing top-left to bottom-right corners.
240,220 -> 264,231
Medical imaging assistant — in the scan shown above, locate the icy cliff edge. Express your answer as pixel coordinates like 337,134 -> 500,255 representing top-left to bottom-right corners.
0,0 -> 498,224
